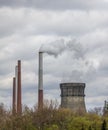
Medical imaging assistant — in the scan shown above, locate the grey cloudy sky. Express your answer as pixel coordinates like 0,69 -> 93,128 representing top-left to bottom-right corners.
0,0 -> 108,110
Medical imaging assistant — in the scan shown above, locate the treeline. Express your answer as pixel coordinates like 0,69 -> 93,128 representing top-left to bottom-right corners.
0,101 -> 107,130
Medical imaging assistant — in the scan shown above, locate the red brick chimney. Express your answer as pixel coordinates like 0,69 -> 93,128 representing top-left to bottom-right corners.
17,60 -> 22,114
12,77 -> 16,114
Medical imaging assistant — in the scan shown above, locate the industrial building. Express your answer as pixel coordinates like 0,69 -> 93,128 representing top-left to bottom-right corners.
60,83 -> 86,113
103,100 -> 108,115
12,53 -> 87,114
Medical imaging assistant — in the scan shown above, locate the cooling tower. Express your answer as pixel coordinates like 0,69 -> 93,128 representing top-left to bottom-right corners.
60,83 -> 86,114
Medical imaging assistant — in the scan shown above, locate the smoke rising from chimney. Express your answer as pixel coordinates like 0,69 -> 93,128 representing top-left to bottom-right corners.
39,38 -> 97,83
39,39 -> 65,57
39,38 -> 84,59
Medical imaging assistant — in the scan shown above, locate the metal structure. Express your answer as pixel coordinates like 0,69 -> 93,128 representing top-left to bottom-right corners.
60,83 -> 86,113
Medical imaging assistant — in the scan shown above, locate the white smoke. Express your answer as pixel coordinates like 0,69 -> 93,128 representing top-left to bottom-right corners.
39,39 -> 65,57
39,38 -> 97,83
39,38 -> 84,59
66,39 -> 84,59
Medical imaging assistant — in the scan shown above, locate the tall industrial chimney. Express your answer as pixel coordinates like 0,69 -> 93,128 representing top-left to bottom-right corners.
15,66 -> 18,91
17,60 -> 22,114
12,77 -> 16,115
38,52 -> 43,108
60,83 -> 86,114
15,65 -> 18,113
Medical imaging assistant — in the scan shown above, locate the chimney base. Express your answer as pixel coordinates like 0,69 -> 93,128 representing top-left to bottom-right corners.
38,90 -> 43,109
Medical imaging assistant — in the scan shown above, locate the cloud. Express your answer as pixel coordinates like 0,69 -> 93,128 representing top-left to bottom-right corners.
0,0 -> 108,10
0,7 -> 108,38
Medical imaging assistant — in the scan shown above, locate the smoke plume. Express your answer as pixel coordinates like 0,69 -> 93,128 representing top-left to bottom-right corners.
39,38 -> 97,82
39,38 -> 84,59
39,39 -> 65,57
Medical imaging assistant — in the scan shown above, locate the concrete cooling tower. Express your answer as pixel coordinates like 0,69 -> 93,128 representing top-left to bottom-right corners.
60,83 -> 86,113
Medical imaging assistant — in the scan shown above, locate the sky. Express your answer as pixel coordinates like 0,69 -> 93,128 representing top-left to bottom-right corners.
0,0 -> 108,111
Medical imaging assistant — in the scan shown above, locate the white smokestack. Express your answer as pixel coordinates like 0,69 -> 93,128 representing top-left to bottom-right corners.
38,52 -> 43,90
38,52 -> 43,108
